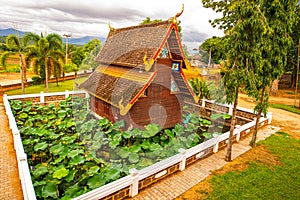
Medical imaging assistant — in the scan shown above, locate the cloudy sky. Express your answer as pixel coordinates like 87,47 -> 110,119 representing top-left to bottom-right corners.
0,0 -> 224,51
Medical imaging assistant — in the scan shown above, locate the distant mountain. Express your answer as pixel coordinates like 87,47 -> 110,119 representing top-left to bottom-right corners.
0,28 -> 106,45
0,28 -> 27,37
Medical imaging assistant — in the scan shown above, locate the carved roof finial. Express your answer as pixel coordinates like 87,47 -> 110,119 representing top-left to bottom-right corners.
108,21 -> 114,31
173,4 -> 184,23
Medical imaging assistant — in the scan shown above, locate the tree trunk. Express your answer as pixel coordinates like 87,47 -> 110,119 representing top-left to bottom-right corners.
270,79 -> 278,96
21,55 -> 27,84
295,39 -> 300,108
45,60 -> 49,92
19,53 -> 25,94
225,87 -> 239,162
250,86 -> 266,147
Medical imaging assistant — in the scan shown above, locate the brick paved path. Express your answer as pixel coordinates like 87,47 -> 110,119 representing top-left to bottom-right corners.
0,104 -> 23,200
130,125 -> 280,200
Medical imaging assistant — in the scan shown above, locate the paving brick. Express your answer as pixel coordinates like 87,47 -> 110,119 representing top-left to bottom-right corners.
0,105 -> 23,200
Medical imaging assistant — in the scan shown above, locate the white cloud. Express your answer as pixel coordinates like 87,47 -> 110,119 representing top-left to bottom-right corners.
0,0 -> 224,51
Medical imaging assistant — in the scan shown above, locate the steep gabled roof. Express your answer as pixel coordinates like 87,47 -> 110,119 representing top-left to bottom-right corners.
81,7 -> 198,115
95,20 -> 172,69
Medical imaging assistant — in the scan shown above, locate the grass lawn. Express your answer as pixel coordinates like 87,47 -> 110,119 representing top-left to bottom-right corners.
206,132 -> 300,199
4,77 -> 87,96
270,104 -> 300,115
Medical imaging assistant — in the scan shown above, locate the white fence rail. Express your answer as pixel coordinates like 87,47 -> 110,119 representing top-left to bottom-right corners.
3,90 -> 88,200
3,91 -> 272,200
3,95 -> 36,200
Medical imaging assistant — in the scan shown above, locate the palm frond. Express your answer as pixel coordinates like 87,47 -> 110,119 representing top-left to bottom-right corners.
0,51 -> 15,70
22,33 -> 40,46
6,34 -> 21,50
46,33 -> 62,50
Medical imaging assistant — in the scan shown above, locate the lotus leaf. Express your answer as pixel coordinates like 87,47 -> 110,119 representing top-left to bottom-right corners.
128,153 -> 139,163
69,155 -> 85,166
87,174 -> 105,189
42,181 -> 58,199
34,142 -> 49,151
53,167 -> 69,179
32,165 -> 48,178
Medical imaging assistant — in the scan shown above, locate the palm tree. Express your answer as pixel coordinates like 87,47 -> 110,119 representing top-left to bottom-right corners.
188,78 -> 211,100
25,33 -> 64,92
0,33 -> 39,94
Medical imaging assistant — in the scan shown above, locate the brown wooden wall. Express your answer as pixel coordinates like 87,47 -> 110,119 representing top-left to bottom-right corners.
90,95 -> 115,122
90,58 -> 185,130
124,58 -> 183,129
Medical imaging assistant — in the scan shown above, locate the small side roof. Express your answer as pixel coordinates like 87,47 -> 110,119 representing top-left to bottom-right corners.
80,65 -> 156,115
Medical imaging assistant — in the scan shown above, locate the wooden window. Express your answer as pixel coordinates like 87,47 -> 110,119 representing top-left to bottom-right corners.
171,75 -> 179,93
172,62 -> 180,71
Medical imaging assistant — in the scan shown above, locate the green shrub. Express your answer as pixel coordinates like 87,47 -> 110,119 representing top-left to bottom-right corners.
31,76 -> 42,85
5,67 -> 20,73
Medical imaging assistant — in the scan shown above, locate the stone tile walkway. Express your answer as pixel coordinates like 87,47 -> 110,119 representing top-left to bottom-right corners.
0,104 -> 23,200
130,125 -> 280,200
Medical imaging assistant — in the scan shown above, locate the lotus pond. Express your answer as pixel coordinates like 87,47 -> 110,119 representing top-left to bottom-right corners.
10,97 -> 231,199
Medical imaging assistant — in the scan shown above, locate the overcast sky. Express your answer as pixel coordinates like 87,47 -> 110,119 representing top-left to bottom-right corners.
0,0 -> 224,51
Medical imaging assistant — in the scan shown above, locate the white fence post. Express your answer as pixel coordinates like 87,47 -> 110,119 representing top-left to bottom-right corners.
65,90 -> 69,98
40,91 -> 44,103
235,125 -> 241,142
228,104 -> 233,115
201,99 -> 205,108
129,168 -> 139,197
213,139 -> 219,153
267,112 -> 273,124
85,91 -> 89,99
178,148 -> 187,171
3,94 -> 7,104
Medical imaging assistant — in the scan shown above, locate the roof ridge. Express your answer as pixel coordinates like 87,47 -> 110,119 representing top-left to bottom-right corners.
110,19 -> 172,33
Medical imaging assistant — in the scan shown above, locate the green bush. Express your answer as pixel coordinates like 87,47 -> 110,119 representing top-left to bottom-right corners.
5,67 -> 20,73
31,76 -> 42,85
188,78 -> 211,99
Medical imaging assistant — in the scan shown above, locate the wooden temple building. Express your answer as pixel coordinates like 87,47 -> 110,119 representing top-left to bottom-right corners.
80,6 -> 197,129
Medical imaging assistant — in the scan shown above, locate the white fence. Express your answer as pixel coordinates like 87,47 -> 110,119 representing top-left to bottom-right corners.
3,91 -> 272,200
3,90 -> 88,200
74,114 -> 271,200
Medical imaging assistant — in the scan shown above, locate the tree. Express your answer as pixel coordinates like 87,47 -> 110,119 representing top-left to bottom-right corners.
1,33 -> 39,94
188,78 -> 211,100
286,5 -> 300,88
139,17 -> 162,25
80,39 -> 102,72
25,33 -> 64,92
83,38 -> 101,54
203,0 -> 298,152
249,0 -> 298,146
203,0 -> 270,161
200,36 -> 227,63
69,45 -> 85,68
